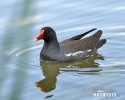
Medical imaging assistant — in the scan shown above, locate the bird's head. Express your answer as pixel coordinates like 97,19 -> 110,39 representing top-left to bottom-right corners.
34,27 -> 56,42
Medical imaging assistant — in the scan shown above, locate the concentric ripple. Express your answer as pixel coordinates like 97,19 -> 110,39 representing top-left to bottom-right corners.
0,41 -> 43,71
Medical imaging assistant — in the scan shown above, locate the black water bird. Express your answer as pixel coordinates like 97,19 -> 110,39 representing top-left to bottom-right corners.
35,27 -> 106,62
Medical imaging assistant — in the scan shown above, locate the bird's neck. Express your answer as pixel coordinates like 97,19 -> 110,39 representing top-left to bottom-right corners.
42,37 -> 60,54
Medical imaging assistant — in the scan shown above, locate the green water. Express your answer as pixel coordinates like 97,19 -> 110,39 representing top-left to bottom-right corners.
1,0 -> 125,100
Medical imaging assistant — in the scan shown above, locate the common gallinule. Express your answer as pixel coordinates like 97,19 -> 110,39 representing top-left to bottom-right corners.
35,27 -> 106,62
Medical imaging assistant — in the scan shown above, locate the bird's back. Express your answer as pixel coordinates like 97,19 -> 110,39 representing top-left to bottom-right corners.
60,30 -> 103,54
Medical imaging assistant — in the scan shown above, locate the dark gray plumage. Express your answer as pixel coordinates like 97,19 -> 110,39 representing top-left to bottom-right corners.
38,27 -> 106,62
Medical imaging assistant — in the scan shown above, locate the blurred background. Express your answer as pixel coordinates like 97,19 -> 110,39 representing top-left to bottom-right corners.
0,0 -> 125,100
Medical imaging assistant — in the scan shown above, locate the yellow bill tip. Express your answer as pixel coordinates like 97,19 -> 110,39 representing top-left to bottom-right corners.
34,39 -> 39,42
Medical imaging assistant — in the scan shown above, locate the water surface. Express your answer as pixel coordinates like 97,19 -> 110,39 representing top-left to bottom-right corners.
0,0 -> 125,100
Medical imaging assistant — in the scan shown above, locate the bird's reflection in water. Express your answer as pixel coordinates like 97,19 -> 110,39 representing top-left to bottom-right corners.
35,53 -> 104,92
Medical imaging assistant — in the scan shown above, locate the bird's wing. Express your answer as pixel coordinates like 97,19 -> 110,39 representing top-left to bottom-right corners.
60,28 -> 96,44
60,30 -> 102,54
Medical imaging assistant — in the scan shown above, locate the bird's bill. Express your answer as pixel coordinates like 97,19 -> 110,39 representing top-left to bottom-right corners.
34,29 -> 44,42
34,38 -> 39,42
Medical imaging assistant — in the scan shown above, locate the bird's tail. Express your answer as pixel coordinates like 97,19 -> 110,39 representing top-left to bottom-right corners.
96,39 -> 106,49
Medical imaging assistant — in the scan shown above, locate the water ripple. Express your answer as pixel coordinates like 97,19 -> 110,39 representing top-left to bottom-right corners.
115,6 -> 125,10
16,45 -> 42,56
